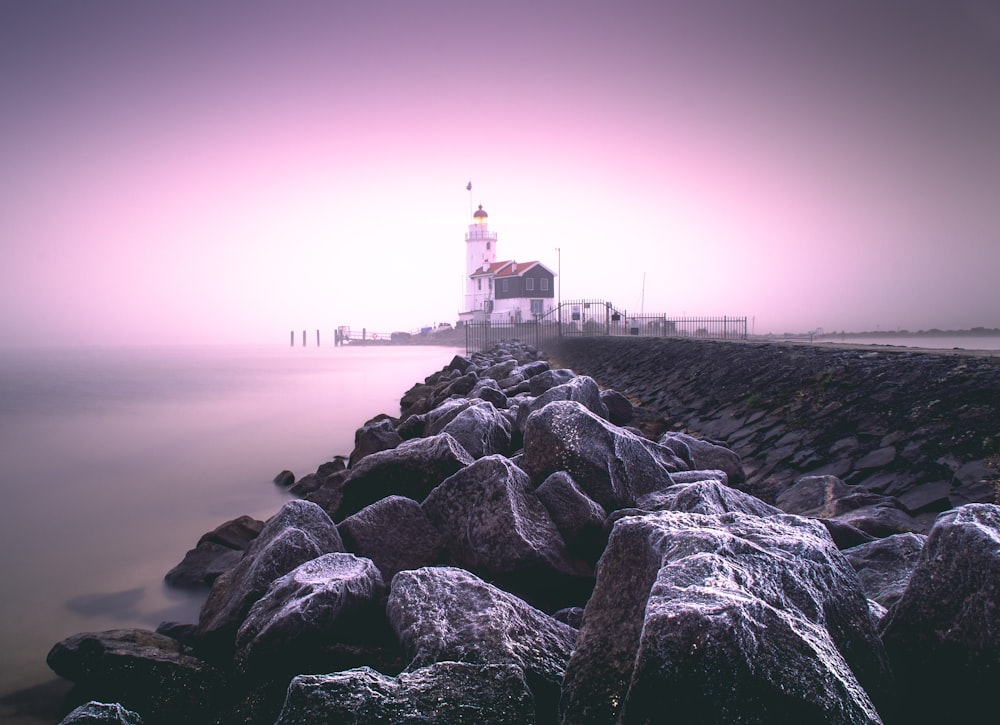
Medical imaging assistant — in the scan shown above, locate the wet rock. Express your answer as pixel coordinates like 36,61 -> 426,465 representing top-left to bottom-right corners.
469,378 -> 509,408
520,400 -> 686,511
599,389 -> 633,425
58,702 -> 143,725
165,514 -> 267,589
515,375 -> 609,431
432,401 -> 512,459
234,553 -> 389,680
659,431 -> 745,484
47,629 -> 229,724
534,471 -> 607,565
196,500 -> 344,653
880,504 -> 1000,722
560,510 -> 891,724
338,495 -> 442,581
337,433 -> 474,519
631,479 -> 782,517
843,532 -> 926,610
273,471 -> 295,487
421,456 -> 584,606
276,663 -> 537,725
348,417 -> 403,467
528,368 -> 576,396
387,566 -> 576,723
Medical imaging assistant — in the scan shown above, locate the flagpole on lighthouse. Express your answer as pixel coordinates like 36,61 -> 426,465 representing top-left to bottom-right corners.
466,180 -> 473,217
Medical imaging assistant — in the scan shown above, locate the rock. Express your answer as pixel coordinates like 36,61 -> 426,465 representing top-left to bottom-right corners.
896,479 -> 952,514
560,510 -> 891,724
421,456 -> 585,607
776,475 -> 854,517
631,479 -> 783,517
669,468 -> 728,484
164,542 -> 244,590
196,500 -> 344,653
432,401 -> 513,459
276,663 -> 537,725
47,629 -> 228,724
337,433 -> 475,520
854,445 -> 897,470
552,606 -> 585,629
843,532 -> 926,610
58,701 -> 144,725
338,496 -> 442,581
387,566 -> 577,723
234,553 -> 389,679
273,470 -> 295,487
819,518 -> 878,549
515,375 -> 609,431
599,389 -> 634,425
483,358 -> 518,381
659,431 -> 745,484
528,368 -> 576,396
348,418 -> 403,467
520,400 -> 686,511
534,471 -> 608,565
469,378 -> 509,408
879,504 -> 1000,722
829,499 -> 924,537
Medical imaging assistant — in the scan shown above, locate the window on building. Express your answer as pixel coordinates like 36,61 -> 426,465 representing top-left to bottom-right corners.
477,279 -> 482,291
530,299 -> 544,315
486,242 -> 490,250
488,278 -> 493,289
501,279 -> 509,293
540,278 -> 549,291
525,278 -> 534,291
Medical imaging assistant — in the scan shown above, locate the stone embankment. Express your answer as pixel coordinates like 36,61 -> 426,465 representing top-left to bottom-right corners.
47,339 -> 1000,724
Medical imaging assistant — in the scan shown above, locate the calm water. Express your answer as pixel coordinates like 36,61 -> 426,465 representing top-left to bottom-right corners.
0,343 -> 461,723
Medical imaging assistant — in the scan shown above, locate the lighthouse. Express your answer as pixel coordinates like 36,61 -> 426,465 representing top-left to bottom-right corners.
462,204 -> 498,318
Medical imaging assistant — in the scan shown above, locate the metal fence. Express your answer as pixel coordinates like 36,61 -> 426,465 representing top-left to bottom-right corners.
464,300 -> 747,352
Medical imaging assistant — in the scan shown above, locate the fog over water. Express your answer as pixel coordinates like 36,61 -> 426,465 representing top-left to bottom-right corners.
0,344 -> 461,724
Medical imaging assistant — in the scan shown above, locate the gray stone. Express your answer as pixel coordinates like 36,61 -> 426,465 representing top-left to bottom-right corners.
880,504 -> 1000,722
776,475 -> 854,517
528,368 -> 576,396
338,495 -> 442,582
348,417 -> 403,467
854,446 -> 897,470
435,401 -> 512,459
659,431 -> 745,484
521,400 -> 685,511
59,701 -> 143,725
421,456 -> 582,604
196,500 -> 344,652
338,433 -> 475,519
535,470 -> 607,564
843,532 -> 926,610
276,663 -> 537,725
234,553 -> 387,679
560,510 -> 891,724
632,480 -> 782,517
516,375 -> 610,432
599,389 -> 634,425
47,629 -> 228,723
387,566 -> 576,723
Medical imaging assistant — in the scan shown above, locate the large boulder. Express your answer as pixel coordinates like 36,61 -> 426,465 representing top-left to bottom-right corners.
879,504 -> 1000,722
47,629 -> 229,724
421,456 -> 584,607
165,515 -> 265,590
515,376 -> 609,431
196,500 -> 344,653
520,400 -> 686,511
348,417 -> 403,467
337,433 -> 474,519
276,663 -> 537,725
433,401 -> 513,459
337,495 -> 443,582
659,431 -> 745,484
842,532 -> 926,610
560,510 -> 892,724
631,479 -> 783,517
534,471 -> 608,565
58,702 -> 143,725
234,553 -> 390,680
387,566 -> 577,722
528,368 -> 576,396
776,475 -> 855,517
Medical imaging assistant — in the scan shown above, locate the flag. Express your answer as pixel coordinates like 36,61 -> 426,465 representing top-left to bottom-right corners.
466,181 -> 472,191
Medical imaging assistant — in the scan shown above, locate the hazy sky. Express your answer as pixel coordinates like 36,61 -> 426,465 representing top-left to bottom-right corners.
2,0 -> 999,346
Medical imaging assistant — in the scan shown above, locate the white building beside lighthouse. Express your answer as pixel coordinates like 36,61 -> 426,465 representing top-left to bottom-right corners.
458,204 -> 556,324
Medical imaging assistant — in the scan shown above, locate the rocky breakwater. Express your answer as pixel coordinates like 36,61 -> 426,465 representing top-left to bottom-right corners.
46,341 -> 1000,724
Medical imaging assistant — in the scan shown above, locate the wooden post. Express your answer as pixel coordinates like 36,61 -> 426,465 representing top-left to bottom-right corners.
316,329 -> 321,346
302,330 -> 306,347
290,330 -> 294,347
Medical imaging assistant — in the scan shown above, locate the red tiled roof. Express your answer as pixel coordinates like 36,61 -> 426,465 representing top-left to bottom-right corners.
469,260 -> 554,279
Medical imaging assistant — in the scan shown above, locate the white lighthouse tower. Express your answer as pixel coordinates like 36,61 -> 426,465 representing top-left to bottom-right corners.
461,204 -> 497,319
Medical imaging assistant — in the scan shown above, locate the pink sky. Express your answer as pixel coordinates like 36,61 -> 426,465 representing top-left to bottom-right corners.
2,0 -> 999,346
